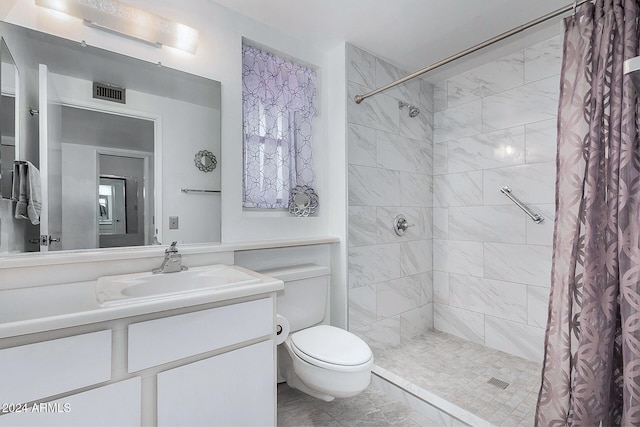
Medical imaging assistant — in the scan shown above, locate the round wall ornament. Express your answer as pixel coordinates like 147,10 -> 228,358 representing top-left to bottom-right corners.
288,185 -> 319,217
194,150 -> 217,172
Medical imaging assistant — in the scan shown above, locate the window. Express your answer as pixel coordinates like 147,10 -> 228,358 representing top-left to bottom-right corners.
242,43 -> 317,209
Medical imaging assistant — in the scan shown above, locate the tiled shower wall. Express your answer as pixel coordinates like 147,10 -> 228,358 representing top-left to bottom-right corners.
432,36 -> 562,362
346,44 -> 434,351
346,36 -> 561,362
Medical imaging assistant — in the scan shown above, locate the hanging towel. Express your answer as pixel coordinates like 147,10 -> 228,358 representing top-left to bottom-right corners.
12,162 -> 27,219
12,161 -> 42,225
26,161 -> 42,225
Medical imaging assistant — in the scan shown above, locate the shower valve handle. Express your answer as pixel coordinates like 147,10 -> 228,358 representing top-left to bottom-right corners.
394,214 -> 415,236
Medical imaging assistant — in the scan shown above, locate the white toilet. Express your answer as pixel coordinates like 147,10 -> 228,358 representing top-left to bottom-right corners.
261,264 -> 373,402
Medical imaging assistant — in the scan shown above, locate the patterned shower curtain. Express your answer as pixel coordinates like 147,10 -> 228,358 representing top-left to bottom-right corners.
535,0 -> 640,425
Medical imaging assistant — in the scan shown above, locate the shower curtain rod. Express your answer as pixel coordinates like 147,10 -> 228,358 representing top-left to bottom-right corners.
354,0 -> 590,104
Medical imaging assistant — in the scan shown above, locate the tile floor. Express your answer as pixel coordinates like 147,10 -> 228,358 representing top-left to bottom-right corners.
278,330 -> 542,427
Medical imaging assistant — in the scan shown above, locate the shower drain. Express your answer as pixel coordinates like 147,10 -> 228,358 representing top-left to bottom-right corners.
488,377 -> 510,390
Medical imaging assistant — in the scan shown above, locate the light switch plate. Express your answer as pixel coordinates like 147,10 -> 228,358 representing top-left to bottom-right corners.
169,216 -> 179,230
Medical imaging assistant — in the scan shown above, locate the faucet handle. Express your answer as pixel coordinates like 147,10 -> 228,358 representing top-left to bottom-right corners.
166,241 -> 179,253
393,214 -> 415,236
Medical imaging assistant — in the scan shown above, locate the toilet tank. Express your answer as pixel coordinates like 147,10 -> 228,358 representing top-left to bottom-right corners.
259,264 -> 330,332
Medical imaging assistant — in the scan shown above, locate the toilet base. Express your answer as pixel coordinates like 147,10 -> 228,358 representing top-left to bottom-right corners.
277,342 -> 371,402
285,369 -> 336,402
278,345 -> 335,401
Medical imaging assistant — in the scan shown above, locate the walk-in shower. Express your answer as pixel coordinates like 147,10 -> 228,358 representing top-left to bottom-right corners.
346,2 -> 586,425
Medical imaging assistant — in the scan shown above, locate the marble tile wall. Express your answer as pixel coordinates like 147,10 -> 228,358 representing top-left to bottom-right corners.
346,43 -> 434,351
432,36 -> 562,362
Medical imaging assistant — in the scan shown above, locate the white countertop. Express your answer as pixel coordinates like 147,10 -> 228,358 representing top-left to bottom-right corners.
0,266 -> 283,340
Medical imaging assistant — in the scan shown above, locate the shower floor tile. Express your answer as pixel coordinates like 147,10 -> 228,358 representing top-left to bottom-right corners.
373,330 -> 542,427
277,382 -> 440,426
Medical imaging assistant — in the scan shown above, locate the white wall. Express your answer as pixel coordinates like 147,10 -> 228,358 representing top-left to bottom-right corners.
325,42 -> 348,329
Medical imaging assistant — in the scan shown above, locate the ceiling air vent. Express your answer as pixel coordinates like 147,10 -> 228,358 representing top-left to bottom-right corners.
93,82 -> 126,104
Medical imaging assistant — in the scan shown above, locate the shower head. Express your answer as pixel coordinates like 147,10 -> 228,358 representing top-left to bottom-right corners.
398,101 -> 420,118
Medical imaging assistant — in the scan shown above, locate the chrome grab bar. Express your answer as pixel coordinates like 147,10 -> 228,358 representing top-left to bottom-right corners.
499,186 -> 544,224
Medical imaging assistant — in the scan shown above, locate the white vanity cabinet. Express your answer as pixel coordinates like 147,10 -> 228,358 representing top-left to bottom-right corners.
0,330 -> 141,427
157,339 -> 275,426
0,294 -> 277,427
128,298 -> 274,371
0,330 -> 112,404
0,378 -> 142,427
128,297 -> 276,426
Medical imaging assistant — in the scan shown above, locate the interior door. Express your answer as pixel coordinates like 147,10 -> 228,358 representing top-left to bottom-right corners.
98,177 -> 127,235
38,64 -> 63,251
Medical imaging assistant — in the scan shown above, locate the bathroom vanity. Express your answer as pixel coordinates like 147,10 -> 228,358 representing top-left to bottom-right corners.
0,264 -> 283,426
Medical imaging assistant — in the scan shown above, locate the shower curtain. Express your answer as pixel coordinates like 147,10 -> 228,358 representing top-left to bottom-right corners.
535,0 -> 640,425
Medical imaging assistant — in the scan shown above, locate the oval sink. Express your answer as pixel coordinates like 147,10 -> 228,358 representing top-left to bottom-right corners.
96,265 -> 262,306
121,269 -> 260,297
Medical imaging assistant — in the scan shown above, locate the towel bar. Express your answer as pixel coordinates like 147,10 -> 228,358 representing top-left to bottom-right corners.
180,188 -> 221,194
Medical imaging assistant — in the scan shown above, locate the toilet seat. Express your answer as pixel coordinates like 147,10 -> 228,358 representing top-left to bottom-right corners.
289,325 -> 373,372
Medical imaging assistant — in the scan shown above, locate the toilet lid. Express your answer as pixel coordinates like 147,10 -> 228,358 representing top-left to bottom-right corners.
290,325 -> 372,366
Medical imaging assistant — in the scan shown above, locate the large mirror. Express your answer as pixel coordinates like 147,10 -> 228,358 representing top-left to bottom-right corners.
0,21 -> 222,255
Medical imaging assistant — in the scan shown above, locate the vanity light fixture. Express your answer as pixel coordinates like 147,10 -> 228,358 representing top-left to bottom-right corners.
34,0 -> 199,54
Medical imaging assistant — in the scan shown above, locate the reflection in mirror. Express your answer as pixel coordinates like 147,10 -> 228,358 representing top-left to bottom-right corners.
194,149 -> 216,173
0,35 -> 22,254
97,154 -> 148,248
293,193 -> 311,208
99,178 -> 126,235
0,21 -> 222,255
60,107 -> 154,250
288,185 -> 318,217
0,37 -> 17,200
0,95 -> 15,199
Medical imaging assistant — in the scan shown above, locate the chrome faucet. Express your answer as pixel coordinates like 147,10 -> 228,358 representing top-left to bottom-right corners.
152,241 -> 188,274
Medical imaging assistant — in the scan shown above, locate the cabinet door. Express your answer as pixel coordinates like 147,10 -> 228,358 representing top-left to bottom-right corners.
128,298 -> 273,372
157,339 -> 275,427
0,330 -> 111,404
0,378 -> 141,427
